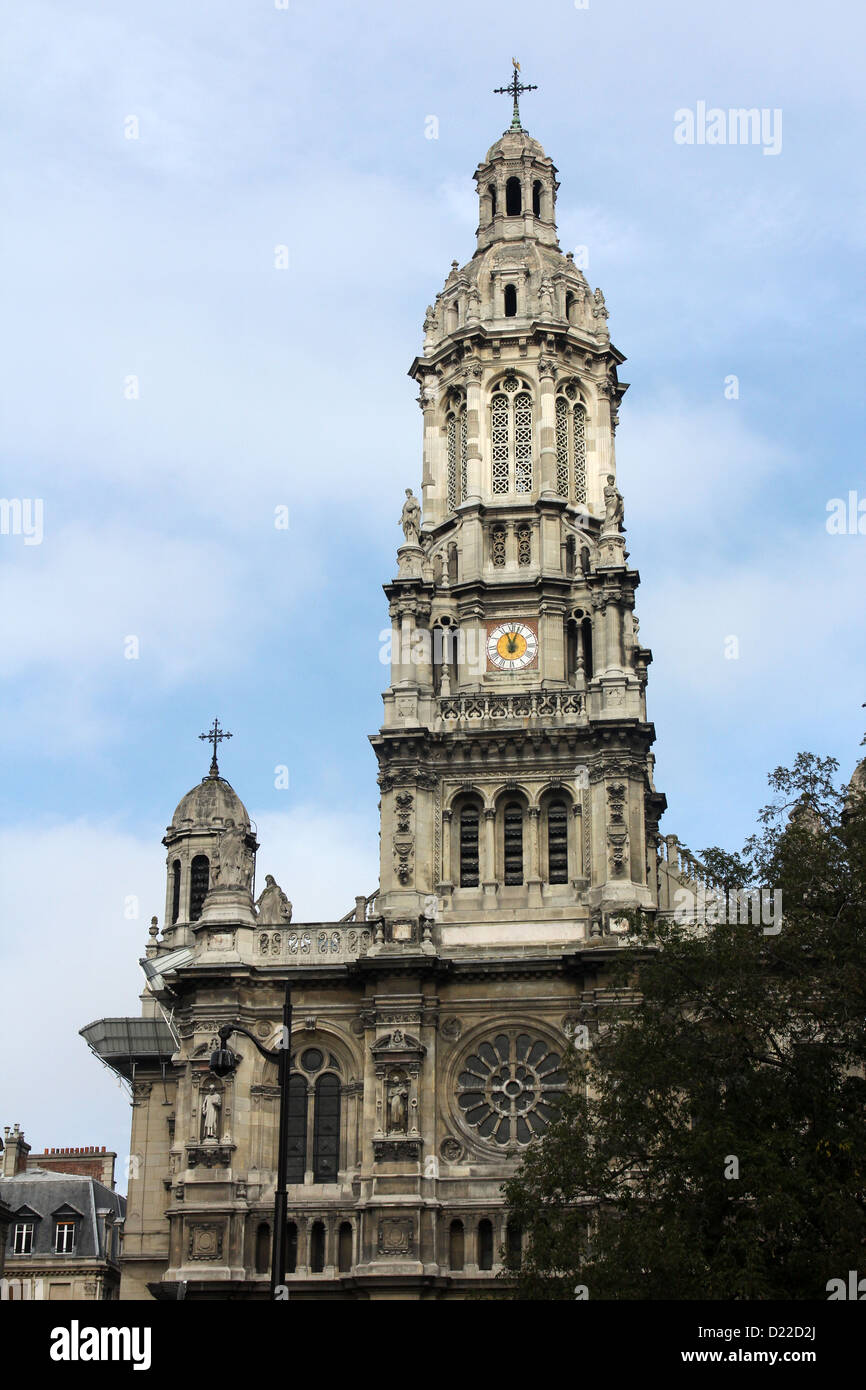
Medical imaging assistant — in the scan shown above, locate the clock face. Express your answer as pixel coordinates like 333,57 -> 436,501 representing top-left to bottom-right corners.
486,621 -> 539,672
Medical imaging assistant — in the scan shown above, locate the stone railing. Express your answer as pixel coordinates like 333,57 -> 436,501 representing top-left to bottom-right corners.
255,922 -> 372,964
656,834 -> 720,913
439,689 -> 586,726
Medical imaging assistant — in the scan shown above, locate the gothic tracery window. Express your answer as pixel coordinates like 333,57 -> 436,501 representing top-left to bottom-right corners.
457,1032 -> 567,1146
555,387 -> 587,502
491,379 -> 533,496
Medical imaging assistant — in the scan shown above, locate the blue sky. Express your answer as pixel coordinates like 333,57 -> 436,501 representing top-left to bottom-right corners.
1,0 -> 864,1178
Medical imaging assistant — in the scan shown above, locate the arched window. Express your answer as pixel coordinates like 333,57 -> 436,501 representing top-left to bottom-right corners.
532,180 -> 542,217
491,379 -> 533,496
449,1219 -> 465,1271
446,408 -> 468,512
285,1074 -> 307,1182
313,1074 -> 340,1182
504,283 -> 517,317
505,176 -> 522,216
506,1219 -> 523,1268
503,803 -> 524,885
459,806 -> 480,887
171,860 -> 181,924
254,1222 -> 270,1274
189,855 -> 209,921
478,1218 -> 494,1271
555,390 -> 587,502
565,291 -> 575,323
286,1222 -> 298,1274
489,183 -> 497,218
548,801 -> 569,884
310,1221 -> 325,1273
338,1221 -> 353,1273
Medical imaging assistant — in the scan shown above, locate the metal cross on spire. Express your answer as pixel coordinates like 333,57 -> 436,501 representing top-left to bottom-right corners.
199,717 -> 232,777
494,58 -> 537,133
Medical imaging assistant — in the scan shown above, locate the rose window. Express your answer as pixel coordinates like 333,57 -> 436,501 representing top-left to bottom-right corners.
457,1032 -> 567,1145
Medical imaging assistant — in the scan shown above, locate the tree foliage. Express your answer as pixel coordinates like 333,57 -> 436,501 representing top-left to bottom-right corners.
503,751 -> 866,1299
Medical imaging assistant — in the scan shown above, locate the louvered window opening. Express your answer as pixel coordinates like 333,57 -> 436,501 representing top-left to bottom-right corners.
460,808 -> 480,887
503,803 -> 524,885
548,801 -> 569,883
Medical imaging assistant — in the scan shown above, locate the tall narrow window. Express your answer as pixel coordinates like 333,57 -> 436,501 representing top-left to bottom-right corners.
189,855 -> 209,921
489,183 -> 497,218
506,1220 -> 523,1268
491,381 -> 533,495
55,1222 -> 76,1254
503,803 -> 524,885
459,807 -> 480,887
459,410 -> 468,501
504,283 -> 517,317
449,1220 -> 465,1271
548,801 -> 569,884
254,1222 -> 270,1274
285,1074 -> 307,1182
13,1223 -> 33,1255
446,412 -> 458,512
286,1222 -> 298,1274
338,1222 -> 353,1273
478,1219 -> 494,1271
491,394 -> 509,494
310,1221 -> 325,1273
171,859 -> 181,924
581,616 -> 594,680
555,392 -> 586,502
532,180 -> 542,217
313,1074 -> 340,1182
505,177 -> 522,216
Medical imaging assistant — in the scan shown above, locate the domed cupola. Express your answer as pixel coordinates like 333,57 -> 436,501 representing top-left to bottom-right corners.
161,721 -> 259,940
474,62 -> 559,254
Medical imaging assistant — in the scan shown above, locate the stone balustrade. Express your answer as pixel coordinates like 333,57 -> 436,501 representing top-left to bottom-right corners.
439,689 -> 586,727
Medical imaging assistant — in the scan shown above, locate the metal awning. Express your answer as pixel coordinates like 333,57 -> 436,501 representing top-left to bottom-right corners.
79,1017 -> 178,1081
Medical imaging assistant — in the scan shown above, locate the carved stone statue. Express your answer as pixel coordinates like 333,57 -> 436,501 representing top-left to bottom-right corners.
603,474 -> 624,533
538,275 -> 554,315
592,287 -> 608,319
201,1089 -> 222,1141
256,873 -> 292,925
400,489 -> 421,546
215,822 -> 252,889
387,1080 -> 408,1134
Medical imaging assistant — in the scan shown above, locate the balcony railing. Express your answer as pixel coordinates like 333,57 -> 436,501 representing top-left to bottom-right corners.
255,922 -> 372,964
439,689 -> 586,725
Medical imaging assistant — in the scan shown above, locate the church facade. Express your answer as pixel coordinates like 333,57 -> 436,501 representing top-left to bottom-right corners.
83,87 -> 694,1300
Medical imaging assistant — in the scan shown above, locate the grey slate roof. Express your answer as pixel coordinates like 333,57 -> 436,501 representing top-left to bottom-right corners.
0,1167 -> 125,1260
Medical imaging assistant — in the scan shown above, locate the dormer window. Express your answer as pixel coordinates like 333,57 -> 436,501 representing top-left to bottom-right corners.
55,1220 -> 76,1254
505,177 -> 522,216
503,283 -> 517,317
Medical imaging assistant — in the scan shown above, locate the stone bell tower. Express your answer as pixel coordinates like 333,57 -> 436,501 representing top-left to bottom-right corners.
372,68 -> 666,945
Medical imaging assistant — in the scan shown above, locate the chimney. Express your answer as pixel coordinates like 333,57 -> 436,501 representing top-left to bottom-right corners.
2,1124 -> 30,1176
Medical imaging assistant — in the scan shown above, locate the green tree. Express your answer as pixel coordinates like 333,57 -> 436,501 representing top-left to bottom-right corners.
503,750 -> 866,1299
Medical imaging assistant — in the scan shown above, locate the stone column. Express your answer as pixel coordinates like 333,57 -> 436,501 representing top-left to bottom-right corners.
482,808 -> 497,902
399,611 -> 414,687
572,802 -> 583,879
538,356 -> 557,496
594,382 -> 613,507
419,374 -> 440,522
440,809 -> 453,888
527,807 -> 542,905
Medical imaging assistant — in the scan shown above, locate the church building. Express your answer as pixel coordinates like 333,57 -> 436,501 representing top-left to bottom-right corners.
82,73 -> 694,1300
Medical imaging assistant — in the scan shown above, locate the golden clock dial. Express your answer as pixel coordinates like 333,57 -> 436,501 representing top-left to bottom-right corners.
486,622 -> 538,671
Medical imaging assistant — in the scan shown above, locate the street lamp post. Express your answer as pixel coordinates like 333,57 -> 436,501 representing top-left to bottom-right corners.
210,978 -> 293,1299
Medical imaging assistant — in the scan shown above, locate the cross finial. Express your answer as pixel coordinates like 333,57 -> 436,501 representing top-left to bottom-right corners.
493,58 -> 537,132
199,717 -> 232,777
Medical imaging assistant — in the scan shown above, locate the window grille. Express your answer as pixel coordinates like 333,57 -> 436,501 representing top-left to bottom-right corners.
491,526 -> 506,567
517,525 -> 531,566
446,413 -> 457,511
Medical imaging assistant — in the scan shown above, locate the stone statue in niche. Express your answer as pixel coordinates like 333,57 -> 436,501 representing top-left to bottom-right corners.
256,874 -> 292,925
387,1072 -> 409,1134
603,475 -> 625,533
400,489 -> 422,546
215,822 -> 252,889
538,275 -> 554,316
201,1087 -> 222,1141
